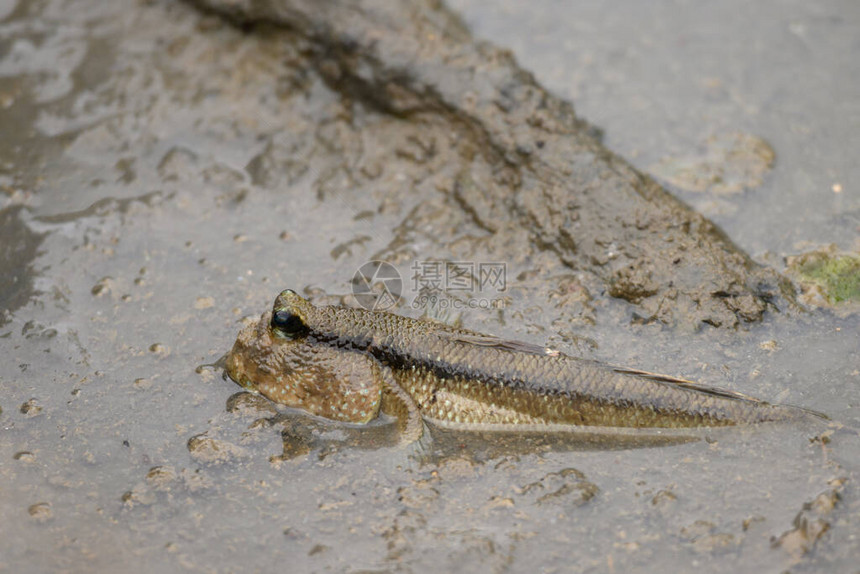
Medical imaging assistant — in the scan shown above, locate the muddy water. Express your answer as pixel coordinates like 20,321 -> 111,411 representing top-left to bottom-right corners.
450,0 -> 860,257
0,1 -> 858,573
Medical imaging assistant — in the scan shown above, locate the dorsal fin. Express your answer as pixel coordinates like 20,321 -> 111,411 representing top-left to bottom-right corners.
612,367 -> 767,403
444,332 -> 557,357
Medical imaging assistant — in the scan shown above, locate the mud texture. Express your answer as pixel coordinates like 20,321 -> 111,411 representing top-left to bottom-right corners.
2,1 -> 858,573
649,132 -> 776,195
0,205 -> 45,325
187,0 -> 793,329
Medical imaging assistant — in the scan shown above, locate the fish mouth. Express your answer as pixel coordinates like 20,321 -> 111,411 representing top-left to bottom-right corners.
225,346 -> 268,393
224,312 -> 282,391
224,317 -> 265,387
224,345 -> 246,386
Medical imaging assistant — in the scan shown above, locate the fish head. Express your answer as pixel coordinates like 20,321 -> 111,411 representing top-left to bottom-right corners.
225,305 -> 382,424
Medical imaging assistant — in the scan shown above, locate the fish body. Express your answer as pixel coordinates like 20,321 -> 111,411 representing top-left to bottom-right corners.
226,290 -> 810,441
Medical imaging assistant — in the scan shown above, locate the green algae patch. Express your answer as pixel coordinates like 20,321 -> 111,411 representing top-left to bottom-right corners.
787,248 -> 860,306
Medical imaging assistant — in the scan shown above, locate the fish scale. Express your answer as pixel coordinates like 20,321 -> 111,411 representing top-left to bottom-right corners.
224,291 -> 822,443
269,290 -> 810,430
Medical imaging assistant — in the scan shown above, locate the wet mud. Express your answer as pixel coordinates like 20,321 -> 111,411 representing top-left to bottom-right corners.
1,0 -> 859,572
189,0 -> 794,329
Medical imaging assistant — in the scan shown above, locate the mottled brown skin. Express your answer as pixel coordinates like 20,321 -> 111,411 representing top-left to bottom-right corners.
227,308 -> 423,439
226,290 -> 810,442
227,312 -> 383,423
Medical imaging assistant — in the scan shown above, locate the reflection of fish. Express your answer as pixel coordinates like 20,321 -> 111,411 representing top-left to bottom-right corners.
226,290 -> 816,443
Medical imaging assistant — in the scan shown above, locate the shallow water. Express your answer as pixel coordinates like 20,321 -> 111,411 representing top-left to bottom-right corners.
451,0 -> 860,257
1,0 -> 858,572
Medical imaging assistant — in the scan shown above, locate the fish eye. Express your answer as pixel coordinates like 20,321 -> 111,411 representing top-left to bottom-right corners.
271,309 -> 306,337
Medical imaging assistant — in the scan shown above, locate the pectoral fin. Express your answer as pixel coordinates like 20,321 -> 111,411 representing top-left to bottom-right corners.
376,361 -> 424,444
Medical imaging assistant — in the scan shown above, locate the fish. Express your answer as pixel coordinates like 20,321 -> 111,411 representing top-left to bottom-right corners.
225,289 -> 818,443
